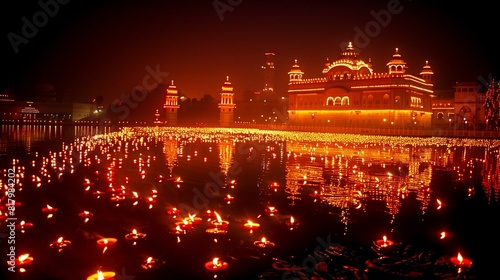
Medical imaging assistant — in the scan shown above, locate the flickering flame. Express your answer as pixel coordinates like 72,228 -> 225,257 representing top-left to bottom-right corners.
437,199 -> 442,209
212,258 -> 220,267
261,237 -> 266,242
268,206 -> 275,211
46,204 -> 53,210
132,229 -> 137,235
19,254 -> 29,262
457,252 -> 463,264
214,211 -> 222,223
20,220 -> 25,226
175,225 -> 182,231
147,257 -> 153,264
290,216 -> 295,224
84,211 -> 90,215
103,239 -> 108,244
440,231 -> 446,239
383,235 -> 387,243
247,220 -> 253,227
97,270 -> 104,280
57,237 -> 63,243
189,213 -> 195,221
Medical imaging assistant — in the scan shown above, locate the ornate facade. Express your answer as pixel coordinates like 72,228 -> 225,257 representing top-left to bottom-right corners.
287,42 -> 435,129
164,80 -> 180,125
219,76 -> 236,127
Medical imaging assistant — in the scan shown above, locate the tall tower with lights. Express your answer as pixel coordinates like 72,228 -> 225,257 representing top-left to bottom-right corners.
219,76 -> 236,127
163,80 -> 180,125
262,53 -> 275,93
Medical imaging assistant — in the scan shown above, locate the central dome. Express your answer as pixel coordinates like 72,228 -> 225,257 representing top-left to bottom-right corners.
322,42 -> 373,79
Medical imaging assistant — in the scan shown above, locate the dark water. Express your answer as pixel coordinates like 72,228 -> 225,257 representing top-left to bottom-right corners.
1,125 -> 500,280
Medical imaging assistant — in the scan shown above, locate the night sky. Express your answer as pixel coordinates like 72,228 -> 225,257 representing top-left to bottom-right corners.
1,0 -> 499,105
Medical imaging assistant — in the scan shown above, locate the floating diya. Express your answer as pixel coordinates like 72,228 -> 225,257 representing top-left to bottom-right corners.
206,227 -> 227,234
124,229 -> 146,241
265,206 -> 278,215
12,254 -> 33,267
96,238 -> 117,253
170,225 -> 187,235
285,216 -> 299,229
211,212 -> 229,229
50,237 -> 72,251
203,210 -> 216,218
253,237 -> 275,248
141,257 -> 165,270
375,235 -> 394,247
223,194 -> 235,202
78,211 -> 93,223
16,220 -> 34,231
175,220 -> 193,230
450,252 -> 472,268
269,182 -> 279,189
167,207 -> 181,216
243,220 -> 260,230
205,257 -> 228,272
42,204 -> 58,213
185,214 -> 202,225
86,270 -> 116,280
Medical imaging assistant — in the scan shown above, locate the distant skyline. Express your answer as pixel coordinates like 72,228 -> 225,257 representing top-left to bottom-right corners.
2,0 -> 499,105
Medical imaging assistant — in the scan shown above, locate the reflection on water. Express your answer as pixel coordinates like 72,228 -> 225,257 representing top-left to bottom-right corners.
1,126 -> 499,279
0,124 -> 112,158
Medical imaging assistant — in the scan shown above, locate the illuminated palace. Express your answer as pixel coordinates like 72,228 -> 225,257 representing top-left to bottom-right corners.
287,42 -> 435,129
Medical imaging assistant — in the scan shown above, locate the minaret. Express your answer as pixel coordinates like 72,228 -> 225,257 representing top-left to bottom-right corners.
219,76 -> 236,127
420,60 -> 434,83
154,109 -> 161,124
288,59 -> 304,83
262,53 -> 275,93
386,48 -> 407,75
163,80 -> 180,125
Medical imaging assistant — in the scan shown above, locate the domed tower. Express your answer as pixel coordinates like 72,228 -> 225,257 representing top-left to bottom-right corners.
420,60 -> 433,83
322,42 -> 372,80
219,76 -> 236,127
163,80 -> 180,125
288,59 -> 304,83
386,48 -> 407,75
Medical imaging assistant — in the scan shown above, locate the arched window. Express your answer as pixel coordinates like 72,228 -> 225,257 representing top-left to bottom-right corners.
341,96 -> 349,105
334,97 -> 342,106
437,112 -> 444,119
326,97 -> 334,106
394,96 -> 401,106
383,94 -> 389,105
